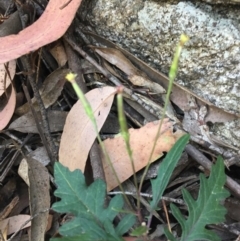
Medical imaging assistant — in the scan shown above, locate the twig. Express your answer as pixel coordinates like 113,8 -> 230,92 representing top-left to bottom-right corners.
22,83 -> 55,165
108,191 -> 185,205
59,0 -> 72,9
4,132 -> 32,152
20,55 -> 57,163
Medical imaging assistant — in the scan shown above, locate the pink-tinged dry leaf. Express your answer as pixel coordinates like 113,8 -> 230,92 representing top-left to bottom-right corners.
0,60 -> 16,96
59,86 -> 116,171
0,85 -> 16,130
103,119 -> 185,191
0,215 -> 31,235
0,0 -> 82,64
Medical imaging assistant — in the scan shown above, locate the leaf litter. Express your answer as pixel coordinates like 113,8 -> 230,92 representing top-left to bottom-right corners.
9,110 -> 68,133
15,68 -> 69,115
0,1 -> 238,240
103,119 -> 185,191
0,60 -> 16,96
93,46 -> 166,94
0,84 -> 16,130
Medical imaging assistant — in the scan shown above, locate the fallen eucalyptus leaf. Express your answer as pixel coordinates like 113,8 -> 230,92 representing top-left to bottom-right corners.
59,86 -> 116,172
93,46 -> 166,94
0,0 -> 82,63
9,110 -> 68,133
27,157 -> 50,241
15,68 -> 69,115
103,119 -> 185,191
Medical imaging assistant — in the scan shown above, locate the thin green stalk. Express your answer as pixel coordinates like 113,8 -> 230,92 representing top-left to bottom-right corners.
117,87 -> 142,221
138,34 -> 189,195
65,73 -> 135,212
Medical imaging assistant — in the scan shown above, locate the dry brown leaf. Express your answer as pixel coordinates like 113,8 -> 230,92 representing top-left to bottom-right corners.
0,11 -> 22,38
0,218 -> 8,241
18,159 -> 29,186
59,86 -> 116,171
0,179 -> 19,222
28,147 -> 51,166
87,32 -> 239,123
0,0 -> 82,64
103,119 -> 185,191
49,40 -> 68,67
0,85 -> 16,130
224,197 -> 240,222
46,214 -> 53,232
0,196 -> 19,221
9,183 -> 29,218
93,47 -> 166,94
27,157 -> 50,241
0,60 -> 16,96
9,110 -> 68,133
15,68 -> 69,115
0,215 -> 31,235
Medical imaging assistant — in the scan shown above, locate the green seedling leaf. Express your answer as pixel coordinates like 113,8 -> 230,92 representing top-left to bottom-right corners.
165,157 -> 230,241
51,162 -> 135,241
130,225 -> 148,237
150,134 -> 190,210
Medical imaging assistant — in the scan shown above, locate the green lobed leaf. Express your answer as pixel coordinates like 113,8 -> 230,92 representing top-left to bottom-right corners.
101,194 -> 123,223
51,235 -> 93,241
51,162 -> 128,241
116,214 -> 136,236
165,157 -> 230,241
150,134 -> 190,210
58,217 -> 106,239
52,233 -> 122,241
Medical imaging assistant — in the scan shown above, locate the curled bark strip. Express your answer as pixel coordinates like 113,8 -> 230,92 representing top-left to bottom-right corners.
0,0 -> 82,64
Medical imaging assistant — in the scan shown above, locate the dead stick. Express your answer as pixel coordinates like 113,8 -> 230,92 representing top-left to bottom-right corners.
22,84 -> 55,165
20,55 -> 57,163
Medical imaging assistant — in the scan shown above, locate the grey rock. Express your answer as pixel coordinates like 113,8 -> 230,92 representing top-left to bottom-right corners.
86,0 -> 240,149
200,0 -> 240,4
